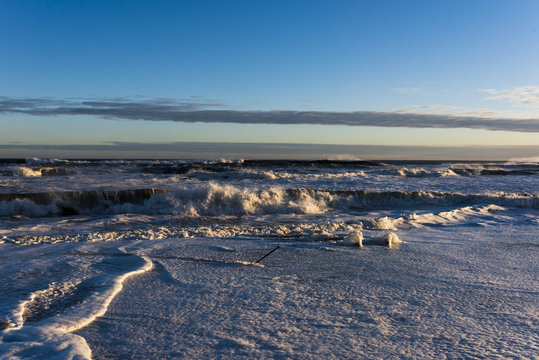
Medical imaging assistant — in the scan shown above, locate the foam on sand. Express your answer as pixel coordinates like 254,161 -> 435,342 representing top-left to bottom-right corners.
385,232 -> 403,248
365,216 -> 401,230
1,158 -> 537,358
346,230 -> 403,248
0,253 -> 153,359
0,204 -> 517,247
344,230 -> 364,247
358,232 -> 403,248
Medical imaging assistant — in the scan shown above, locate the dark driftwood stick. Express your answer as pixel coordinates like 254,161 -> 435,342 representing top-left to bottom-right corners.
255,246 -> 281,264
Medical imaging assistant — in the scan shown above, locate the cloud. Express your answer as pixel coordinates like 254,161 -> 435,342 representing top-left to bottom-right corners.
389,105 -> 539,120
389,105 -> 458,113
1,96 -> 538,132
481,85 -> 539,105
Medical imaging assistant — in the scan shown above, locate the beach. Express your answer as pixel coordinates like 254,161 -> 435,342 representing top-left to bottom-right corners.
1,158 -> 538,359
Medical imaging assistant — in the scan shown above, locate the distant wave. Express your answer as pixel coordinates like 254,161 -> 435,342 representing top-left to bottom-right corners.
0,166 -> 77,177
13,167 -> 43,177
1,185 -> 537,218
0,160 -> 537,180
24,158 -> 75,165
140,159 -> 382,175
78,161 -> 539,180
506,156 -> 539,165
379,165 -> 538,178
449,165 -> 538,176
384,167 -> 459,178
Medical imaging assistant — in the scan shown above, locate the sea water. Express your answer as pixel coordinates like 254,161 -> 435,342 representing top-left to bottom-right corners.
0,158 -> 537,359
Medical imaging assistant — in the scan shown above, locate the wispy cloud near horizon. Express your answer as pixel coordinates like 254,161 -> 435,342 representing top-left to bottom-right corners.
1,96 -> 538,132
481,85 -> 539,105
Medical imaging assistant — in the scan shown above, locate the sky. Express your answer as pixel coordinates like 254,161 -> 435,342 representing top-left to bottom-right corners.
0,0 -> 538,159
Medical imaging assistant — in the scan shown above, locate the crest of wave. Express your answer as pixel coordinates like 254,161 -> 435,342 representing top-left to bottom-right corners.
396,167 -> 458,178
13,167 -> 42,177
324,154 -> 363,161
506,156 -> 539,164
134,183 -> 332,216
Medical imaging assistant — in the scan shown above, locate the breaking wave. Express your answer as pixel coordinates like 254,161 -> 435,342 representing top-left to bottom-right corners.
13,167 -> 43,177
2,204 -> 519,246
1,184 -> 537,218
449,165 -> 538,176
0,166 -> 77,177
393,167 -> 459,177
379,165 -> 538,178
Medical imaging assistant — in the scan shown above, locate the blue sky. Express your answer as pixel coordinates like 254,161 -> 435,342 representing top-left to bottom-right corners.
0,0 -> 538,159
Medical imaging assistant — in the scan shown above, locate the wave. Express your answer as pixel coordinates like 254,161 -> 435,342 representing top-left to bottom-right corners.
0,189 -> 166,216
140,159 -> 381,175
2,160 -> 536,181
141,162 -> 235,175
0,166 -> 77,177
363,204 -> 508,230
391,167 -> 459,178
24,158 -> 72,165
3,204 -> 523,246
379,165 -> 538,178
175,169 -> 368,181
240,159 -> 383,167
449,164 -> 538,176
1,184 -> 537,218
13,167 -> 43,177
506,156 -> 539,165
286,188 -> 538,211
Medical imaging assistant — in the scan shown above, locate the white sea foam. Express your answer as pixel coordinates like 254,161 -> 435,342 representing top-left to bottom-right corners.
2,220 -> 360,246
13,167 -> 42,177
365,216 -> 402,230
506,156 -> 539,164
362,232 -> 403,248
0,199 -> 59,217
0,202 -> 525,247
362,204 -> 509,231
126,186 -> 539,218
0,158 -> 537,359
395,167 -> 459,177
312,171 -> 368,179
24,158 -> 70,165
133,184 -> 332,216
407,204 -> 507,227
324,154 -> 364,161
0,253 -> 153,359
344,230 -> 364,247
385,232 -> 403,248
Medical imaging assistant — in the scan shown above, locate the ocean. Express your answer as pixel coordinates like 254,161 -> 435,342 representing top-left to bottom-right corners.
0,158 -> 537,359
